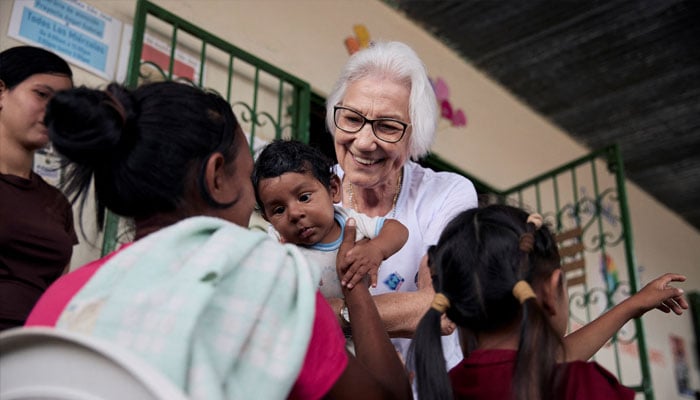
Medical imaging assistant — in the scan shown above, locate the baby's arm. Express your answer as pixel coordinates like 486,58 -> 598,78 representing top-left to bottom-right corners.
563,273 -> 687,361
341,219 -> 408,289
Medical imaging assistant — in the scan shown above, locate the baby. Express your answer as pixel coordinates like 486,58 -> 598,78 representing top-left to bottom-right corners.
252,139 -> 408,300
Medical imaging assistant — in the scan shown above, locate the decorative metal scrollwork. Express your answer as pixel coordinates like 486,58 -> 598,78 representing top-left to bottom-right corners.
138,61 -> 168,83
231,102 -> 294,140
568,281 -> 637,344
558,188 -> 624,252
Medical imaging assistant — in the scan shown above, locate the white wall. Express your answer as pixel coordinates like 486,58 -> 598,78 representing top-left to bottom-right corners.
2,0 -> 698,397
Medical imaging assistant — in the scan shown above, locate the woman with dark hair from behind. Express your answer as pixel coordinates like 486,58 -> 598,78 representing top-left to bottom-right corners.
410,204 -> 688,400
0,46 -> 76,330
25,81 -> 412,399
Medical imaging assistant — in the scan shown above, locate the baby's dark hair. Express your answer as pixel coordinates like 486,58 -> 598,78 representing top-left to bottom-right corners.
251,139 -> 334,210
411,204 -> 564,400
45,81 -> 241,229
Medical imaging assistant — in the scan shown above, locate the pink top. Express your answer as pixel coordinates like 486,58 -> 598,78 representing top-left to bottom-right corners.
27,246 -> 348,399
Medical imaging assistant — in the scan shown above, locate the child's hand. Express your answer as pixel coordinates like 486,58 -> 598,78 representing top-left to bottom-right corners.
341,240 -> 384,289
336,218 -> 372,290
630,273 -> 688,318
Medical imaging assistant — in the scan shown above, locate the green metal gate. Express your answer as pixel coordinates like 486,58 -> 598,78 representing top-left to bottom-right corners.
101,0 -> 311,254
425,144 -> 652,397
498,144 -> 652,399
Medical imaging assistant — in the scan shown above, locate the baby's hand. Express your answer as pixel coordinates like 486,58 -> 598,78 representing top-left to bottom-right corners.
630,273 -> 688,318
341,240 -> 384,289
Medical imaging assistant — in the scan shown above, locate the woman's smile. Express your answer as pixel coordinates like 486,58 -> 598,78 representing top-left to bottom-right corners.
351,151 -> 384,166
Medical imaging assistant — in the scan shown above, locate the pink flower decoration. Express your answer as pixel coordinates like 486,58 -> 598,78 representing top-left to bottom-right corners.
434,77 -> 450,101
452,109 -> 467,127
440,99 -> 453,119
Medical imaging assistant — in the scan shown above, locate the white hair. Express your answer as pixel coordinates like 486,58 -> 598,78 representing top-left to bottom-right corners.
326,41 -> 438,160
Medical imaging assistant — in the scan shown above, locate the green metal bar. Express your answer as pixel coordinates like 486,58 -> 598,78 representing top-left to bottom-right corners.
300,84 -> 312,143
100,211 -> 120,256
126,3 -> 146,88
226,55 -> 234,102
553,176 -> 561,230
249,67 -> 260,144
276,79 -> 284,139
167,25 -> 178,80
612,144 -> 653,399
198,41 -> 207,86
294,83 -> 311,143
535,182 -> 542,213
591,159 -> 603,254
571,168 -> 579,224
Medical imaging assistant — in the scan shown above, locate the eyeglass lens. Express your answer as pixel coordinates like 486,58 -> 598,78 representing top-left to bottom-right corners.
334,107 -> 406,143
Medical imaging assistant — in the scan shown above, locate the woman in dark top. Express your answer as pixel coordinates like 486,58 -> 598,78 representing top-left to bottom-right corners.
0,46 -> 76,330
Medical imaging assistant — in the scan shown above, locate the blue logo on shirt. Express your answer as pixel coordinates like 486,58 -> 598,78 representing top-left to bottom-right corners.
384,272 -> 405,291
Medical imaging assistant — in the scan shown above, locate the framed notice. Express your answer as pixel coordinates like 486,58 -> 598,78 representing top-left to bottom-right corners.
8,0 -> 123,79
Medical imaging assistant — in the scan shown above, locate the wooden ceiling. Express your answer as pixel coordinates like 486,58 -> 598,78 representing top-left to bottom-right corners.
388,0 -> 700,232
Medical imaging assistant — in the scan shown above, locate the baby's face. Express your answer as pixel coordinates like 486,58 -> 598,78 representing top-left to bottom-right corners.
258,171 -> 341,246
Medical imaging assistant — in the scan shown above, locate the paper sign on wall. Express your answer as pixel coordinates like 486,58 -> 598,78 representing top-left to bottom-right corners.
8,0 -> 122,80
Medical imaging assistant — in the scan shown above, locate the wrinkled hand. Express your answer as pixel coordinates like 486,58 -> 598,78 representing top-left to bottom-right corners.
341,240 -> 383,289
336,218 -> 369,290
632,273 -> 688,318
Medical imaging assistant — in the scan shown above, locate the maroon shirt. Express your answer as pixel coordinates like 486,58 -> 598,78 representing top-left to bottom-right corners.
450,349 -> 635,400
0,172 -> 77,328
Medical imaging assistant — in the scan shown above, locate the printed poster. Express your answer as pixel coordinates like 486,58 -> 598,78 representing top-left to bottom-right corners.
8,0 -> 123,79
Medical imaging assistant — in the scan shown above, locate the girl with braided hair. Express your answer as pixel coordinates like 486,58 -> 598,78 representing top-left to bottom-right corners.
410,204 -> 687,400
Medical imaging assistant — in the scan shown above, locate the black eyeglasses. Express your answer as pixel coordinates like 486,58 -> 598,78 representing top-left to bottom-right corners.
333,105 -> 410,143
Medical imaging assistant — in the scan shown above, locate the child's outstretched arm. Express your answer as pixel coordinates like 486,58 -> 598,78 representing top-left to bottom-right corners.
327,218 -> 413,400
563,273 -> 688,362
341,219 -> 408,289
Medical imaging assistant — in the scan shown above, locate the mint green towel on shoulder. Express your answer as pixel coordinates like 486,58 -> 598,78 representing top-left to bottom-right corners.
58,216 -> 320,399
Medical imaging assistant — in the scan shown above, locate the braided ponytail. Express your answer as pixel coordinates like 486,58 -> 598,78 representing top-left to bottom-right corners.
411,205 -> 564,400
512,213 -> 564,400
410,245 -> 454,400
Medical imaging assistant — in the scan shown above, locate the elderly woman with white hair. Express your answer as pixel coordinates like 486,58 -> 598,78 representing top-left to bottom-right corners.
326,41 -> 478,375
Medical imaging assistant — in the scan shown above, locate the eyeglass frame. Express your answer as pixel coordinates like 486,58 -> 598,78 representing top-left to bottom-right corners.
333,105 -> 411,143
